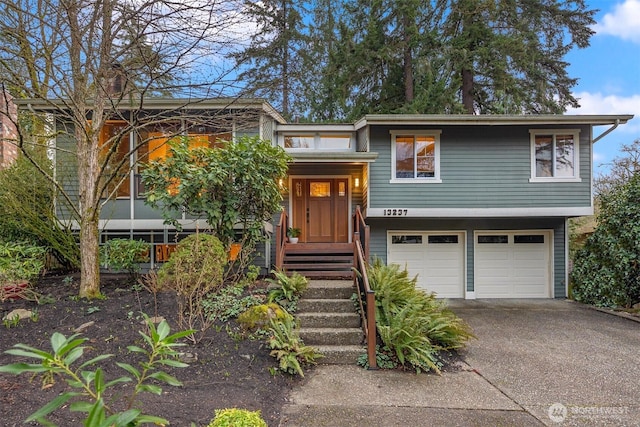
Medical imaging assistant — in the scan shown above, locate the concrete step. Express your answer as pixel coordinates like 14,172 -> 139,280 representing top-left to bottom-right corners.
297,312 -> 361,329
312,345 -> 365,365
297,298 -> 355,313
300,327 -> 363,346
303,280 -> 355,299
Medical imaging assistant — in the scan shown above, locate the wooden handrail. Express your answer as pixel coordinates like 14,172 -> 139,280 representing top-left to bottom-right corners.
352,206 -> 376,369
275,210 -> 288,269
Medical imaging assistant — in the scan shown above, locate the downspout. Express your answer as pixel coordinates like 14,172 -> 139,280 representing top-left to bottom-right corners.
592,119 -> 620,144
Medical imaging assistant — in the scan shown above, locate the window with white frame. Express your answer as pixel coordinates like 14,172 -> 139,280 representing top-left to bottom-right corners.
283,133 -> 352,150
530,130 -> 580,181
391,131 -> 441,182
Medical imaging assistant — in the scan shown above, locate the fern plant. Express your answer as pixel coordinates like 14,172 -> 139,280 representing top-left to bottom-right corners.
366,258 -> 474,373
266,269 -> 308,308
267,316 -> 322,377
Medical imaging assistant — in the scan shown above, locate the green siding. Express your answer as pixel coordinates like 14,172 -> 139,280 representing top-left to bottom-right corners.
368,125 -> 592,209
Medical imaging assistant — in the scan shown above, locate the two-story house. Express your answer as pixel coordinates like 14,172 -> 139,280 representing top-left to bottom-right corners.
22,98 -> 632,299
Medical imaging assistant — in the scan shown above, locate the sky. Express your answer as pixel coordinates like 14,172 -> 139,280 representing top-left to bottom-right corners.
565,0 -> 640,175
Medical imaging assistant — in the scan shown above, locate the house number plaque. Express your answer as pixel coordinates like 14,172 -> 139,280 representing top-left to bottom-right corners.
383,209 -> 408,216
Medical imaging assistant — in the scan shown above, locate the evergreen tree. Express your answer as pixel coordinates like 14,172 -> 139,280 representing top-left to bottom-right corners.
296,0 -> 596,119
232,0 -> 307,120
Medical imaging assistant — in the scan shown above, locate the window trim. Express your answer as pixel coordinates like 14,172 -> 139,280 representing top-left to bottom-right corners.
529,129 -> 581,183
390,130 -> 442,183
280,133 -> 354,151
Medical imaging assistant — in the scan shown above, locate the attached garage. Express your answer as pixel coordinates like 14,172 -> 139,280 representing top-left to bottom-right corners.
474,231 -> 552,298
387,231 -> 465,298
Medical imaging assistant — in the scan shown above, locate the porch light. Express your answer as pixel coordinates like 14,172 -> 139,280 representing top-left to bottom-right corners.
354,177 -> 360,188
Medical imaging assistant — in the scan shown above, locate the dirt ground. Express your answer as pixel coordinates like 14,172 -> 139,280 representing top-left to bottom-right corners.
0,273 -> 298,427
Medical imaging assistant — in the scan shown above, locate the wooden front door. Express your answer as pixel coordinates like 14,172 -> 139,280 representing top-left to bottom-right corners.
291,178 -> 349,243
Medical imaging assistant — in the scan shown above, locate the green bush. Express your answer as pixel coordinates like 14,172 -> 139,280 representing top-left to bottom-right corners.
237,303 -> 292,331
367,259 -> 474,373
571,174 -> 640,308
202,283 -> 265,323
100,238 -> 150,279
157,233 -> 227,343
208,408 -> 267,427
0,241 -> 47,285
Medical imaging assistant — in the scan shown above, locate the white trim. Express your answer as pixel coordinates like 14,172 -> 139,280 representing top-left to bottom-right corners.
529,129 -> 581,181
368,206 -> 594,217
465,291 -> 476,300
390,130 -> 442,182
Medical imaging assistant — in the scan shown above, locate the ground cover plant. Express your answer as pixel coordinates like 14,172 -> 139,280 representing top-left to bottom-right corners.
0,273 -> 298,426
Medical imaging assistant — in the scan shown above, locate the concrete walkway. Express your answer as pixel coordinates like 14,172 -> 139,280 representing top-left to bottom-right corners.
279,300 -> 640,426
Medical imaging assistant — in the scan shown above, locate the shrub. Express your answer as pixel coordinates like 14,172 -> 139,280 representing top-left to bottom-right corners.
0,241 -> 47,285
366,258 -> 474,373
100,238 -> 150,280
208,408 -> 267,427
267,316 -> 322,377
0,316 -> 193,426
237,303 -> 292,332
157,233 -> 227,343
571,174 -> 640,308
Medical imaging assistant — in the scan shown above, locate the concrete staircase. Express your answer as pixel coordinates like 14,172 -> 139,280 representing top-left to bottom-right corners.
297,279 -> 365,365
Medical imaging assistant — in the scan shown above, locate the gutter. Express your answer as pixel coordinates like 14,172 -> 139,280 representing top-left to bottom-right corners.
592,118 -> 620,144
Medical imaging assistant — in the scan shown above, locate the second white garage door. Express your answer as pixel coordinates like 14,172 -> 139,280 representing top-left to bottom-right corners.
387,231 -> 465,298
474,231 -> 552,298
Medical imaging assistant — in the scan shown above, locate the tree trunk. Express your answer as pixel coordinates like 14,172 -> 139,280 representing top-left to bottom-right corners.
462,68 -> 474,114
403,14 -> 414,104
76,126 -> 102,299
79,214 -> 101,298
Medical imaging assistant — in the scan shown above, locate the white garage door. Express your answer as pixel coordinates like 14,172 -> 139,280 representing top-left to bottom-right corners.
387,232 -> 465,298
474,231 -> 551,298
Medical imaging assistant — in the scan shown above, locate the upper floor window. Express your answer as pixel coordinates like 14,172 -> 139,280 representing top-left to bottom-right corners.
391,130 -> 441,183
283,133 -> 352,150
529,130 -> 580,182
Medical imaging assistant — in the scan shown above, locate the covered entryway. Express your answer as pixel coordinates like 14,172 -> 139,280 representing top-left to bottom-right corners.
291,178 -> 349,243
387,231 -> 465,298
474,231 -> 552,298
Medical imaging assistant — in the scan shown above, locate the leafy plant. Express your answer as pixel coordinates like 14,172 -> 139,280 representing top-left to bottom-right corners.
267,316 -> 322,377
286,227 -> 301,238
202,283 -> 264,323
207,408 -> 267,427
0,316 -> 193,426
266,269 -> 308,310
100,239 -> 150,280
0,241 -> 47,285
157,233 -> 227,343
366,258 -> 474,373
357,345 -> 399,370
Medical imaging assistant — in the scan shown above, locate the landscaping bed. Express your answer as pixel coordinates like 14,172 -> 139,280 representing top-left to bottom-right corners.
0,273 -> 299,427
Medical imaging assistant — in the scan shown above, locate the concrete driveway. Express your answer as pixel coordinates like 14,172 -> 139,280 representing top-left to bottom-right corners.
280,300 -> 640,426
449,299 -> 640,426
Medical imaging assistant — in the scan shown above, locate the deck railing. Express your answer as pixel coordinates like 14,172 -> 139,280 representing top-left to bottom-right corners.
275,210 -> 288,270
352,206 -> 376,369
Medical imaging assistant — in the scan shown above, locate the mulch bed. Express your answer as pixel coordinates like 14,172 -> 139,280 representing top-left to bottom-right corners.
0,273 -> 299,427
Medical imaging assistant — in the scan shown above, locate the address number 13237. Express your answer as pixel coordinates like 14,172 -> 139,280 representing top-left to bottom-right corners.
383,209 -> 408,216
